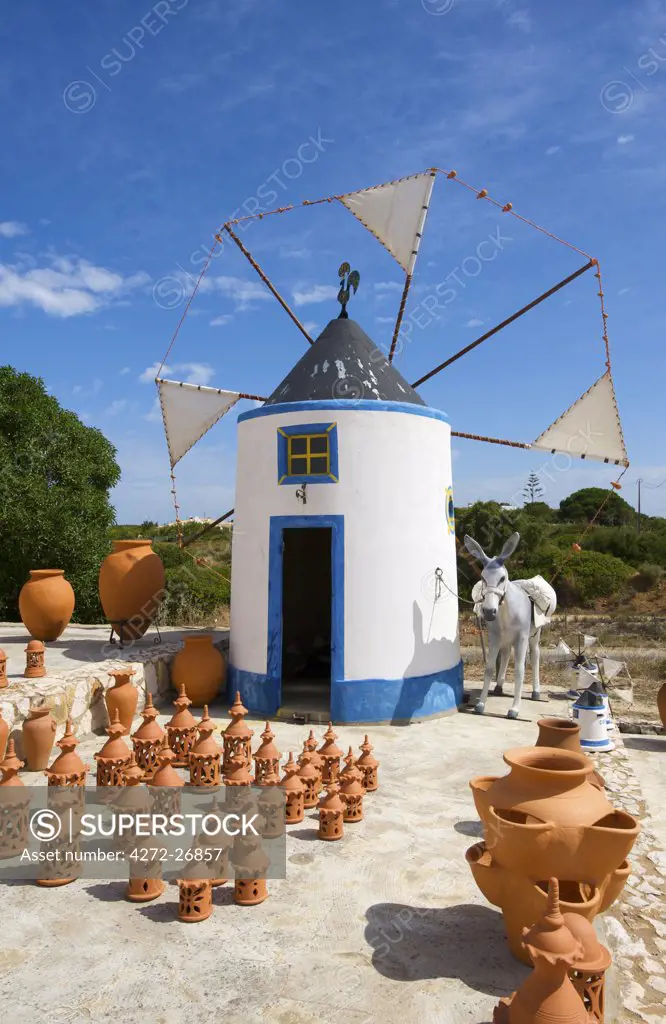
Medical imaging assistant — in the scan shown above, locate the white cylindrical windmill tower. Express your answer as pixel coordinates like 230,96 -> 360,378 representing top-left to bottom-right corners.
228,310 -> 462,723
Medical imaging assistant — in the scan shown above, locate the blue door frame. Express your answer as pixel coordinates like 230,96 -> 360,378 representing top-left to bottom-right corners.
267,514 -> 344,715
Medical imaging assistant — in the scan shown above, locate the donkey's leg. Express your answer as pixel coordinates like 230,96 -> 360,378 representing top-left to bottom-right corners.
529,627 -> 542,699
508,635 -> 529,719
475,633 -> 499,715
493,647 -> 511,696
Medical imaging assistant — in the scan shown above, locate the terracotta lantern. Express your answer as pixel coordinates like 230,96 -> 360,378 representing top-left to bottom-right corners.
35,785 -> 85,888
0,740 -> 30,860
166,683 -> 198,767
148,736 -> 185,818
304,729 -> 318,753
0,648 -> 7,688
564,913 -> 611,1023
357,735 -> 379,791
224,752 -> 254,787
255,764 -> 284,838
340,764 -> 365,823
45,718 -> 88,787
177,860 -> 214,922
253,721 -> 281,786
105,668 -> 138,735
222,692 -> 254,773
298,753 -> 320,809
232,834 -> 270,906
94,709 -> 132,786
339,746 -> 356,782
299,739 -> 324,794
280,753 -> 305,824
192,796 -> 232,886
24,639 -> 46,679
127,835 -> 165,903
131,692 -> 164,778
318,782 -> 345,841
493,878 -> 589,1023
318,723 -> 343,784
114,755 -> 152,856
189,706 -> 222,787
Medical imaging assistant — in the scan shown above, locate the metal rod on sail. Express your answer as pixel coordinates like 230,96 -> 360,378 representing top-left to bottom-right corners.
411,260 -> 595,388
182,508 -> 235,548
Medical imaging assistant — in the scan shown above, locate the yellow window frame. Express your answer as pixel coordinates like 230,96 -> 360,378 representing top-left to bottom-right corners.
287,432 -> 330,476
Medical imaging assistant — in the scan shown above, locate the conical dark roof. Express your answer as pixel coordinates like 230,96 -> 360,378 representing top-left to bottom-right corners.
264,318 -> 425,406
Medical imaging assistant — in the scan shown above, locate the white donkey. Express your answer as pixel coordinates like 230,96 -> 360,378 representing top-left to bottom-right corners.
464,532 -> 554,720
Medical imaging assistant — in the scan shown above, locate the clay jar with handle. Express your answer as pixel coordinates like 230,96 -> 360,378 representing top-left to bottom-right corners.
105,669 -> 138,735
170,634 -> 226,707
18,569 -> 75,642
22,702 -> 57,770
98,540 -> 165,641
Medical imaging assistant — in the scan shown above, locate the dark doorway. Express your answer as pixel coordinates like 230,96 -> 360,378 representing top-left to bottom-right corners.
280,527 -> 332,715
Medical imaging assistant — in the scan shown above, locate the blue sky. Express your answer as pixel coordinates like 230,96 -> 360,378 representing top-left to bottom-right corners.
1,0 -> 665,522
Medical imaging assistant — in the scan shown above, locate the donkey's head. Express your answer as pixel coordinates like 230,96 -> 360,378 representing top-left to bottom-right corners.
464,532 -> 520,622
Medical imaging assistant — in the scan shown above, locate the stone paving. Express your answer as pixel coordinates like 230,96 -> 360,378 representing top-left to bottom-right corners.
595,734 -> 666,1023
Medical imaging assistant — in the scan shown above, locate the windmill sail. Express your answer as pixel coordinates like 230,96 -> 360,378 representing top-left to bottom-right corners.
531,371 -> 629,466
338,170 -> 436,274
157,378 -> 240,468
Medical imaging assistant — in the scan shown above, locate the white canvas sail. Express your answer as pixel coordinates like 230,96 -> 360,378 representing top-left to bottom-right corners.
338,170 -> 436,274
157,378 -> 240,468
531,371 -> 629,466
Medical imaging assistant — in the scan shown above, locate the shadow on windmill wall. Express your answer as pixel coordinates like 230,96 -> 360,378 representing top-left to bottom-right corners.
390,602 -> 462,725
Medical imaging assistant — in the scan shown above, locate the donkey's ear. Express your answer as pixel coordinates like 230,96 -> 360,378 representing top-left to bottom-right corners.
464,535 -> 490,566
497,532 -> 520,564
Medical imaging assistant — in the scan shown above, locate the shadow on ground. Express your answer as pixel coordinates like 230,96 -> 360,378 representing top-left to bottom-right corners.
622,735 -> 666,752
365,902 -> 528,996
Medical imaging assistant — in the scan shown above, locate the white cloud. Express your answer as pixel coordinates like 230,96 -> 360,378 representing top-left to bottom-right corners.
120,366 -> 131,375
618,287 -> 631,296
617,135 -> 634,145
466,318 -> 484,327
72,385 -> 82,394
144,398 -> 162,423
302,321 -> 319,335
545,145 -> 560,155
139,361 -> 215,386
506,9 -> 531,32
210,314 -> 232,327
0,221 -> 29,238
292,284 -> 339,307
105,399 -> 128,416
375,315 -> 395,324
374,281 -> 403,293
199,274 -> 271,311
0,254 -> 149,318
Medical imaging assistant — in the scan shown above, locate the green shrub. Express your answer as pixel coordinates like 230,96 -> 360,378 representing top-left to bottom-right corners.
159,564 -> 230,625
560,550 -> 633,606
631,563 -> 664,592
153,541 -> 191,569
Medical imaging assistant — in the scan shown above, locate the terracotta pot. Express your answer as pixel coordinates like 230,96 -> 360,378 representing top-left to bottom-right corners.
658,682 -> 666,729
22,703 -> 57,770
98,540 -> 165,640
105,669 -> 138,735
171,634 -> 225,707
0,708 -> 8,761
18,569 -> 75,642
471,747 -> 611,827
535,717 -> 582,753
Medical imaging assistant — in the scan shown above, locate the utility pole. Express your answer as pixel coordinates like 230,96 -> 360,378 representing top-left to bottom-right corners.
637,478 -> 641,535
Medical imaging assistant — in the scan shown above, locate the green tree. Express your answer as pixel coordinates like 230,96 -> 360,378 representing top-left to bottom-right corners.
0,366 -> 121,622
558,487 -> 634,527
523,471 -> 544,504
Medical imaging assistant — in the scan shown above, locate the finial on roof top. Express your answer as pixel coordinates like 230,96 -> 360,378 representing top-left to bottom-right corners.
337,262 -> 360,318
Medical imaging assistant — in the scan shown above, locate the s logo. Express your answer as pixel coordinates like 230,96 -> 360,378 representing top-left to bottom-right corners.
446,486 -> 455,534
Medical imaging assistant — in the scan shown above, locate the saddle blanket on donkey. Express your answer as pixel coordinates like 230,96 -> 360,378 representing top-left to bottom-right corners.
472,575 -> 557,629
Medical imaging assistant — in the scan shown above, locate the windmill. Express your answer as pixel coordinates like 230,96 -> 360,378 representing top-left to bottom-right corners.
152,167 -> 629,724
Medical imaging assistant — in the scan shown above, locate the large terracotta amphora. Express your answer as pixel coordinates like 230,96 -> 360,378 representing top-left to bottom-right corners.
99,540 -> 165,640
0,707 -> 8,761
22,701 -> 57,770
105,669 -> 139,735
19,569 -> 75,641
171,634 -> 226,707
